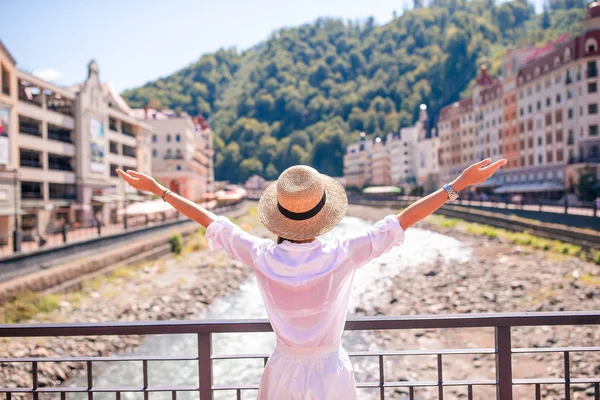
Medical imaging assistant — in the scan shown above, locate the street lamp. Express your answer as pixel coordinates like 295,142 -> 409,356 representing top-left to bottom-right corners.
13,168 -> 20,252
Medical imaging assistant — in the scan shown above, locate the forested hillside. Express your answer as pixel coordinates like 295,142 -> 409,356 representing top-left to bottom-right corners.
122,0 -> 588,183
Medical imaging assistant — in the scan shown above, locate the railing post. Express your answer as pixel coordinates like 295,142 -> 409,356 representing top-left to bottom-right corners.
495,326 -> 513,400
198,333 -> 213,400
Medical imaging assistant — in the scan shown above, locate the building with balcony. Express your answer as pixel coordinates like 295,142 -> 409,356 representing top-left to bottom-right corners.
435,3 -> 600,201
0,42 -> 154,244
343,136 -> 372,189
133,108 -> 213,202
0,40 -> 18,247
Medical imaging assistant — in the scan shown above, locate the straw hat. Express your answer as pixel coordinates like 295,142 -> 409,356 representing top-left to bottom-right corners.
258,165 -> 348,241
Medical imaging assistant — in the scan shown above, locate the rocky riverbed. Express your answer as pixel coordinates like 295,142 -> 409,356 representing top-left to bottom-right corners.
0,210 -> 272,390
347,205 -> 600,400
2,204 -> 600,400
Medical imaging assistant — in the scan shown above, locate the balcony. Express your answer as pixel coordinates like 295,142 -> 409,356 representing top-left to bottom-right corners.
122,145 -> 137,158
48,125 -> 73,144
48,183 -> 77,200
164,153 -> 184,160
19,116 -> 42,137
19,149 -> 42,169
18,80 -> 43,107
122,123 -> 135,137
20,182 -> 43,200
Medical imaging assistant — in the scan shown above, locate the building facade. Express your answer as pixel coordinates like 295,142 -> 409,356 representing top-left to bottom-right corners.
0,41 -> 18,247
0,41 -> 154,246
133,108 -> 214,202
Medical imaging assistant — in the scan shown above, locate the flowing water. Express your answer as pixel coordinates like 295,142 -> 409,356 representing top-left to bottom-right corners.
64,216 -> 471,400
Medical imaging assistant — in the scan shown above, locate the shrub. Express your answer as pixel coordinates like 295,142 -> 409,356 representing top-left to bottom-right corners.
170,233 -> 183,254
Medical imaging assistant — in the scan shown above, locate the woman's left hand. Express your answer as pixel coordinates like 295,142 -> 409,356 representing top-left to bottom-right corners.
452,159 -> 507,191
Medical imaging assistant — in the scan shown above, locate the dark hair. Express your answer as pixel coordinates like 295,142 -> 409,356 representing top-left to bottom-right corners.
277,236 -> 288,244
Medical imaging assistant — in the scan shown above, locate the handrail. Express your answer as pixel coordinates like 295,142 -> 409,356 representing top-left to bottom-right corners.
2,311 -> 600,336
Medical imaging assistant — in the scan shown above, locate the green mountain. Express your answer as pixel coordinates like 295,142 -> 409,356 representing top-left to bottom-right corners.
122,0 -> 588,183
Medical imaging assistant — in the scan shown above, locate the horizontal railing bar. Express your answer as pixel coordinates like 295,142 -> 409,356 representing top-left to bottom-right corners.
514,378 -> 600,385
513,346 -> 600,353
0,356 -> 199,363
2,311 -> 600,337
212,348 -> 496,360
0,387 -> 199,393
212,380 -> 498,391
358,380 -> 498,388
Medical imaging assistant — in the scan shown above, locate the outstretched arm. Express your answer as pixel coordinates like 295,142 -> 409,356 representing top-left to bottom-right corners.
397,159 -> 506,230
116,169 -> 217,228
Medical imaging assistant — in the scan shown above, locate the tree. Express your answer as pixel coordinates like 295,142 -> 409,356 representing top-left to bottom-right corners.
541,5 -> 551,29
239,158 -> 264,183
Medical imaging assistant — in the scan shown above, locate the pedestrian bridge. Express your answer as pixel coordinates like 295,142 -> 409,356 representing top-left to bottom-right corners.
1,311 -> 600,400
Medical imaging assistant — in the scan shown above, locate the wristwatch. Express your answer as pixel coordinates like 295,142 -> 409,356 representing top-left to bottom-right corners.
442,184 -> 459,201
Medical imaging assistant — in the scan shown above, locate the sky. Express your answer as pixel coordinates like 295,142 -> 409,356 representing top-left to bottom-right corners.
0,0 -> 409,93
0,0 -> 545,93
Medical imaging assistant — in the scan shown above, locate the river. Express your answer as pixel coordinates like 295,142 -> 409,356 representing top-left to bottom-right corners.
64,216 -> 471,400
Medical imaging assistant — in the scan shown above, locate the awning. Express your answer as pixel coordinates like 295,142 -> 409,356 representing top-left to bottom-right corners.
125,193 -> 147,202
474,178 -> 503,189
362,186 -> 402,194
117,199 -> 174,216
493,182 -> 565,194
91,195 -> 114,204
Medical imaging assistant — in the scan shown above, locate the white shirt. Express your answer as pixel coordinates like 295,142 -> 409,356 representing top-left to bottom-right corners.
205,214 -> 405,348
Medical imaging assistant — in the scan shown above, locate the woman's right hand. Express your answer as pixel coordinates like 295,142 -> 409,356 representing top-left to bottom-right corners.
116,169 -> 164,196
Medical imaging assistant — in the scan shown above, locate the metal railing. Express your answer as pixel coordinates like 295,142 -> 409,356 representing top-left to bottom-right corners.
1,311 -> 600,399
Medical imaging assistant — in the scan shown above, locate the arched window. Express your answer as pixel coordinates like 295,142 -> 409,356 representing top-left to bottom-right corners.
586,38 -> 598,54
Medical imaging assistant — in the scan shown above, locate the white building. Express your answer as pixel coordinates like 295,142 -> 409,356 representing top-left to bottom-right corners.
133,108 -> 212,202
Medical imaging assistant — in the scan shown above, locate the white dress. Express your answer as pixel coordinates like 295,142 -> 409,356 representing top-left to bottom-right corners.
205,215 -> 405,399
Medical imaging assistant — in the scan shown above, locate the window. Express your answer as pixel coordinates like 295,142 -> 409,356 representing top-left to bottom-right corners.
176,134 -> 181,142
177,165 -> 182,171
19,116 -> 41,136
538,137 -> 543,146
589,104 -> 598,115
519,108 -> 524,116
167,134 -> 171,142
529,155 -> 534,165
109,141 -> 119,154
152,149 -> 157,157
545,113 -> 552,126
49,183 -> 77,200
528,104 -> 533,113
556,130 -> 563,142
48,153 -> 74,171
547,151 -> 553,163
528,138 -> 534,148
546,133 -> 553,144
537,101 -> 542,110
152,134 -> 157,143
109,118 -> 118,131
122,123 -> 134,137
21,181 -> 43,199
1,64 -> 9,95
122,144 -> 136,158
568,109 -> 573,119
546,97 -> 551,107
588,61 -> 598,78
520,140 -> 525,150
556,93 -> 561,104
48,124 -> 73,143
555,110 -> 562,123
589,83 -> 598,93
538,155 -> 543,164
19,148 -> 42,168
110,164 -> 119,177
557,150 -> 563,162
591,125 -> 599,136
567,89 -> 573,99
528,120 -> 533,131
